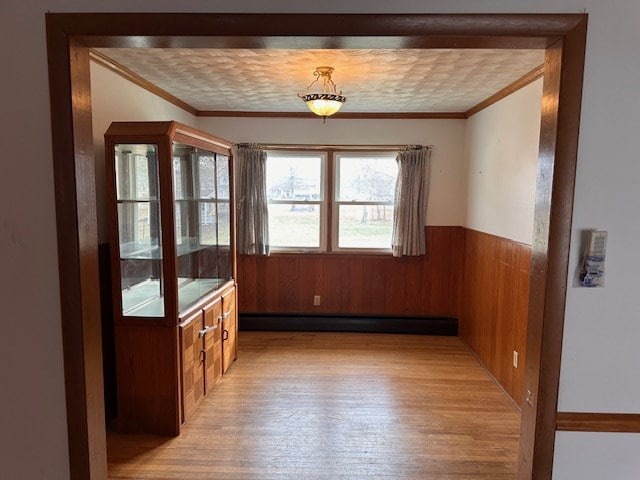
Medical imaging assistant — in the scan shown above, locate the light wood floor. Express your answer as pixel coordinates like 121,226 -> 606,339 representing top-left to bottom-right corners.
107,332 -> 521,480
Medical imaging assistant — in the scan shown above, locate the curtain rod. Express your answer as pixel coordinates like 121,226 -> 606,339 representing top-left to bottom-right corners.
234,143 -> 434,151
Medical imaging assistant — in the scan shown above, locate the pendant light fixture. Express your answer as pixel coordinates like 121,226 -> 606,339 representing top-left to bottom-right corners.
299,66 -> 346,121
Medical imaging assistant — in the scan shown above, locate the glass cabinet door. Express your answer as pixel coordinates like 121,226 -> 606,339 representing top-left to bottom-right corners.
214,154 -> 232,282
173,143 -> 233,312
115,144 -> 164,317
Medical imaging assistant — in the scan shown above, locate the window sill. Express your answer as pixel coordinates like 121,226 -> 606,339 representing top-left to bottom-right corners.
256,248 -> 394,257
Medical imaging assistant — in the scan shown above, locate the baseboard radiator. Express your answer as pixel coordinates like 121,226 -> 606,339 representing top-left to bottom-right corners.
239,313 -> 458,336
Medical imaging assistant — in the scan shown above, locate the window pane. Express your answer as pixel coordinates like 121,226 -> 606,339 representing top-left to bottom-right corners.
268,203 -> 320,248
198,155 -> 216,199
338,204 -> 393,249
217,201 -> 231,246
266,154 -> 322,201
216,155 -> 230,200
199,201 -> 217,245
337,155 -> 397,202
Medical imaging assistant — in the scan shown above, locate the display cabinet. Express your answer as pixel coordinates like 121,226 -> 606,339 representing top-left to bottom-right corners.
105,121 -> 237,434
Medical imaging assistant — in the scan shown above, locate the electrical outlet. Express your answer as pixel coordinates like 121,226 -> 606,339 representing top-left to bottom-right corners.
513,350 -> 519,368
313,295 -> 321,306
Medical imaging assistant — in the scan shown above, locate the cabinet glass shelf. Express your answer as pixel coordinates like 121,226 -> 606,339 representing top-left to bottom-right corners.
106,122 -> 234,323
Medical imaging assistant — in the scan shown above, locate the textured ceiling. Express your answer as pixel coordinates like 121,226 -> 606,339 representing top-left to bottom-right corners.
95,48 -> 544,113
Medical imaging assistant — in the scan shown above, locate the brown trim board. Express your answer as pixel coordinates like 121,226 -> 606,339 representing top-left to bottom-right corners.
89,49 -> 198,115
197,111 -> 467,119
46,22 -> 108,480
557,413 -> 640,433
518,17 -> 587,480
466,64 -> 545,117
45,13 -> 587,480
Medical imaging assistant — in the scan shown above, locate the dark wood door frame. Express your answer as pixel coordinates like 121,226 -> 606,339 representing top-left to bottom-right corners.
45,13 -> 587,480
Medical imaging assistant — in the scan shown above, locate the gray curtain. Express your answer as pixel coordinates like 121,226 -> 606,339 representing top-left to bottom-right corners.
391,146 -> 432,257
235,145 -> 269,255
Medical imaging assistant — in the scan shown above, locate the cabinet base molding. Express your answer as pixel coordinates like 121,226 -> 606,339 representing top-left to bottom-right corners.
556,412 -> 640,433
239,313 -> 457,336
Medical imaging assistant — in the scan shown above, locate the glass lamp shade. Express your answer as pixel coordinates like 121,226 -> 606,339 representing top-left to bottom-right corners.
301,93 -> 346,117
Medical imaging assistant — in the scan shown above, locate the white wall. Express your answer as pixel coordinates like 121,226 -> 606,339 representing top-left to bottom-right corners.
91,61 -> 198,242
553,433 -> 640,480
463,79 -> 542,244
2,1 -> 640,479
198,117 -> 467,226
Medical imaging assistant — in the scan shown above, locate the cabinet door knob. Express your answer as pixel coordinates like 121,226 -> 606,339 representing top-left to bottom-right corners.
198,324 -> 218,338
222,329 -> 229,341
222,311 -> 231,320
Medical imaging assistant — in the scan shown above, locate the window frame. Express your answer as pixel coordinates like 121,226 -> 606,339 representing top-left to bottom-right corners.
266,150 -> 328,253
265,148 -> 398,254
331,151 -> 398,254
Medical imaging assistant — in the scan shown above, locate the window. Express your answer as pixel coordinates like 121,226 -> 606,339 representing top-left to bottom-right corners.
266,152 -> 326,250
266,150 -> 398,252
334,153 -> 397,250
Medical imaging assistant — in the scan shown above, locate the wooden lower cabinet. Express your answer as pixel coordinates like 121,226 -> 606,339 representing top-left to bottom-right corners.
179,286 -> 236,424
116,283 -> 238,434
221,287 -> 238,373
203,297 -> 223,394
179,310 -> 206,423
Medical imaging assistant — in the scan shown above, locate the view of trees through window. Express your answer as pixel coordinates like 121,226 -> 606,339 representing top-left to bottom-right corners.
266,150 -> 398,251
335,154 -> 397,248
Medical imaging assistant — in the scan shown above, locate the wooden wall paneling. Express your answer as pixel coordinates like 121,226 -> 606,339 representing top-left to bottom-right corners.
314,258 -> 325,312
448,227 -> 465,318
418,227 -> 432,316
255,256 -> 267,312
460,230 -> 480,353
470,232 -> 484,355
369,258 -> 388,314
459,229 -> 532,405
340,258 -> 351,312
238,255 -> 258,312
385,256 -> 407,315
360,259 -> 375,315
297,257 -> 315,313
264,256 -> 279,312
494,238 -> 509,392
347,258 -> 364,314
483,234 -> 499,369
505,239 -> 519,393
235,256 -> 243,311
236,227 -> 463,318
428,227 -> 453,316
277,256 -> 299,311
503,241 -> 519,402
323,257 -> 344,312
403,250 -> 424,316
513,245 -> 532,406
